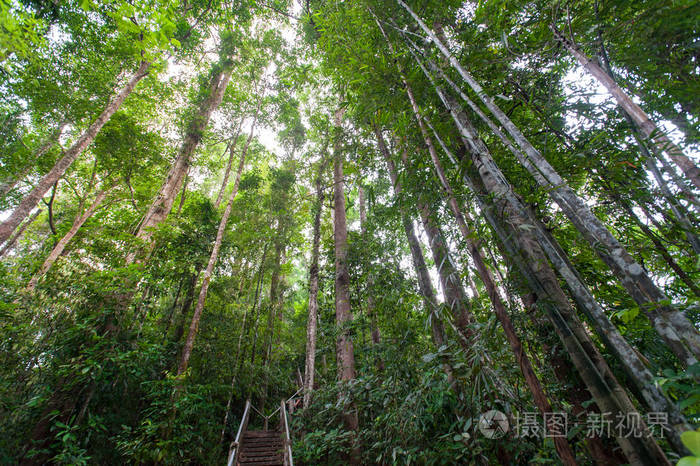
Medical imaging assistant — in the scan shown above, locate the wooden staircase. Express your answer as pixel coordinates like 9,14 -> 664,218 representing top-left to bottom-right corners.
238,430 -> 284,465
226,395 -> 299,466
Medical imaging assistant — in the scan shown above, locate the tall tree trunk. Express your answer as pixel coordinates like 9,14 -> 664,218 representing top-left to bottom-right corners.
422,73 -> 689,455
333,105 -> 360,459
129,63 -> 234,263
26,182 -> 116,290
392,55 -> 577,460
176,119 -> 252,377
0,61 -> 151,245
550,26 -> 700,190
375,125 -> 457,386
399,8 -> 700,365
398,146 -> 475,352
358,185 -> 383,370
0,122 -> 66,199
303,159 -> 326,408
215,118 -> 245,209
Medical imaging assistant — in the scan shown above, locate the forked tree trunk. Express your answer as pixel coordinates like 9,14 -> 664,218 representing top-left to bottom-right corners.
177,119 -> 253,377
129,63 -> 234,263
303,159 -> 326,408
332,106 -> 360,461
26,182 -> 116,290
0,61 -> 151,245
399,6 -> 700,365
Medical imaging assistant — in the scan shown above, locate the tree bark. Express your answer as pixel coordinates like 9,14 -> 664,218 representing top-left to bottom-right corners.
303,159 -> 326,407
176,118 -> 252,377
333,105 -> 360,456
129,62 -> 234,263
0,61 -> 151,245
551,26 -> 700,190
27,182 -> 115,290
400,8 -> 700,366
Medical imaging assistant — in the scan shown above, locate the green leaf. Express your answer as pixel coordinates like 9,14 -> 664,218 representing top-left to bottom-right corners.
681,430 -> 700,457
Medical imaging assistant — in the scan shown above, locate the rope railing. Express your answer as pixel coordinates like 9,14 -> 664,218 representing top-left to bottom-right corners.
225,388 -> 302,465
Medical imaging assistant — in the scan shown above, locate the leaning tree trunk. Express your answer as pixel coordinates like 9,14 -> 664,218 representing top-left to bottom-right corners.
0,61 -> 151,245
129,62 -> 234,263
26,182 -> 116,290
303,159 -> 326,408
421,67 -> 689,455
376,125 -> 460,386
176,119 -> 252,377
416,47 -> 690,454
390,48 -> 577,461
399,6 -> 700,365
550,26 -> 700,190
398,144 -> 475,353
332,106 -> 360,464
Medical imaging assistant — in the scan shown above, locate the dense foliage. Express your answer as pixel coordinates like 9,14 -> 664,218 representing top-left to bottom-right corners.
0,0 -> 698,464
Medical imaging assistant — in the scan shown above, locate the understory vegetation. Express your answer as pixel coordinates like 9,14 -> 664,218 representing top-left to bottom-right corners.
1,0 -> 699,464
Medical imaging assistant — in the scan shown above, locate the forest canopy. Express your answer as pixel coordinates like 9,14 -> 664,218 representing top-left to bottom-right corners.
0,0 -> 699,464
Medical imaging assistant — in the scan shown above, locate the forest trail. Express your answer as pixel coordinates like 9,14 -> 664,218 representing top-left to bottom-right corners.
236,431 -> 285,466
227,398 -> 294,466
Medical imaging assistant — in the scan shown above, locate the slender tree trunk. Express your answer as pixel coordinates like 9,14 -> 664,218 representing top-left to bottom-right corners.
422,76 -> 689,455
550,26 -> 700,190
177,118 -> 252,377
26,182 -> 115,290
0,122 -> 66,199
0,208 -> 42,257
0,61 -> 151,245
397,146 -> 475,352
303,160 -> 326,408
129,63 -> 234,263
376,125 -> 457,386
333,106 -> 360,458
247,243 -> 269,370
215,119 -> 245,209
395,60 -> 577,460
602,185 -> 700,296
400,8 -> 700,365
358,185 -> 383,370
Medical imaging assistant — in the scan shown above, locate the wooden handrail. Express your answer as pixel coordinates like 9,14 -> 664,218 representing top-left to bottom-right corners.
227,399 -> 251,466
